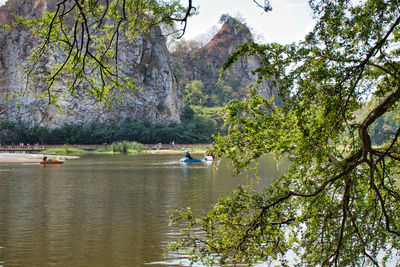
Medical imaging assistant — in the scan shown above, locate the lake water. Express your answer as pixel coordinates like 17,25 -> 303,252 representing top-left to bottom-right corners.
0,153 -> 287,266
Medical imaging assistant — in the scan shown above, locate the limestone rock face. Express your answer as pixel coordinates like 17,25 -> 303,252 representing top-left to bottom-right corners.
173,16 -> 279,104
198,17 -> 255,93
0,0 -> 183,127
0,2 -> 279,129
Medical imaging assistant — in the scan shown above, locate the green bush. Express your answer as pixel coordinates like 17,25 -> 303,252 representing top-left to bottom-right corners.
40,148 -> 87,155
111,141 -> 143,153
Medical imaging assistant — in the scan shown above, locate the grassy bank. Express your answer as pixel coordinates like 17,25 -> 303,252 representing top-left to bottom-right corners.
145,146 -> 209,154
40,142 -> 211,155
40,147 -> 87,155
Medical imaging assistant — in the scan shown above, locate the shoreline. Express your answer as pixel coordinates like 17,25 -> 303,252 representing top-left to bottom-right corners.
0,153 -> 47,163
0,147 -> 210,162
0,153 -> 79,163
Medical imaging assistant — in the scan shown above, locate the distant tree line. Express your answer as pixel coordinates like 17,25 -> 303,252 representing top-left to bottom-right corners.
0,110 -> 217,145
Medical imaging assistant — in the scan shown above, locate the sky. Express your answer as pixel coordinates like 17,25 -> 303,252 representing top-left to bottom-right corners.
181,0 -> 315,44
0,0 -> 315,44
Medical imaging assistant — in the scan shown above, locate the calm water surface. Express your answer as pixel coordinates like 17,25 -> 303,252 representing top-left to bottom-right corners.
0,153 -> 287,266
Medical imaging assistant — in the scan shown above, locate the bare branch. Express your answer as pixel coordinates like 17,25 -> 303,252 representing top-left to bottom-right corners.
172,0 -> 195,38
252,0 -> 272,12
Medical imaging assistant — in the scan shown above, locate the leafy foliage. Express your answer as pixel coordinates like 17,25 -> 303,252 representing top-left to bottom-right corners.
182,80 -> 207,106
12,0 -> 195,106
357,100 -> 400,146
170,0 -> 400,266
214,73 -> 247,106
111,141 -> 143,153
0,118 -> 217,145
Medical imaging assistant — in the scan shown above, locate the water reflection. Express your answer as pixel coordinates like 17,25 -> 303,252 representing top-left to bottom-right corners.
0,154 -> 287,266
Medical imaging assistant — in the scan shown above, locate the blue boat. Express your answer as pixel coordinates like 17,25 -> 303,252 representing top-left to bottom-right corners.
180,151 -> 202,163
180,157 -> 202,162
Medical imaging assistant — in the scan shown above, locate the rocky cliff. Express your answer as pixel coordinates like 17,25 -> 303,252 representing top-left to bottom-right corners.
0,2 -> 278,128
0,0 -> 183,127
173,16 -> 279,106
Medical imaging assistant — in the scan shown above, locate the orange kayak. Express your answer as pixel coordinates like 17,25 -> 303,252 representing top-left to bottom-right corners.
40,159 -> 64,164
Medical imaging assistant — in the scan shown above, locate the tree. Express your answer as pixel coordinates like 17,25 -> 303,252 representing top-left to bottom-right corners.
13,0 -> 195,106
182,80 -> 207,106
180,104 -> 195,122
215,74 -> 246,106
170,0 -> 400,266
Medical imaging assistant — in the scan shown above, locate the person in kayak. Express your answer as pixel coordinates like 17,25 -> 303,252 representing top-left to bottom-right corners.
185,151 -> 193,159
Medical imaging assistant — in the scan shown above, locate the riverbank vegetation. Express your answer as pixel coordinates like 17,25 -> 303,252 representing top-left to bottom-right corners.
40,145 -> 87,156
0,113 -> 219,145
110,141 -> 143,154
36,143 -> 209,156
38,142 -> 145,155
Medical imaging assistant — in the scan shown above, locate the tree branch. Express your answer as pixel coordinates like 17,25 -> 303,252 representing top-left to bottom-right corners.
323,179 -> 349,266
173,0 -> 195,38
369,161 -> 400,237
252,0 -> 272,12
359,84 -> 400,160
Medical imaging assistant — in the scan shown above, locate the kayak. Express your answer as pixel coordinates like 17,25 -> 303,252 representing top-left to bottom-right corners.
40,159 -> 64,164
180,157 -> 202,163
